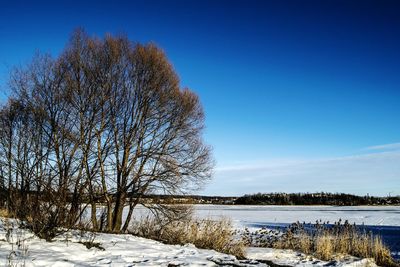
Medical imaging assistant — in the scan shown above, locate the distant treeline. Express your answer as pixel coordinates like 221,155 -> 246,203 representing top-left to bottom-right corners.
139,194 -> 237,205
4,190 -> 397,206
234,192 -> 400,206
134,192 -> 400,205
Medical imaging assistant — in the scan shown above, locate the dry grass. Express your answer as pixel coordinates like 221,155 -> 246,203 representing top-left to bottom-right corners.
0,208 -> 13,218
131,216 -> 246,259
272,221 -> 398,267
0,208 -> 10,218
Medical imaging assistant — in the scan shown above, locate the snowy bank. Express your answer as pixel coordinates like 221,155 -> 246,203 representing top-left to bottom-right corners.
0,218 -> 382,267
0,218 -> 258,266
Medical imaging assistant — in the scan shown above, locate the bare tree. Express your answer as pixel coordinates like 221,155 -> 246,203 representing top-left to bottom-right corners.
0,29 -> 213,234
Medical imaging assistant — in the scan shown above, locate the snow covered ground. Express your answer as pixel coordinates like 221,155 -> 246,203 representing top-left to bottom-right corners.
1,205 -> 397,266
0,217 -> 381,267
0,218 -> 258,266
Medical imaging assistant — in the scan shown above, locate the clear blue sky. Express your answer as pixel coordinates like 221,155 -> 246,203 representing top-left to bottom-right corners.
1,0 -> 399,196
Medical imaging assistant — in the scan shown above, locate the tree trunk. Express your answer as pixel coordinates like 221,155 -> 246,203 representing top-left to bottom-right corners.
111,191 -> 126,232
91,201 -> 98,230
106,202 -> 113,232
121,202 -> 135,232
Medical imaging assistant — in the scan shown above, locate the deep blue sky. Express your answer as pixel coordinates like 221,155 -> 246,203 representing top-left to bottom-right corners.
1,0 -> 399,195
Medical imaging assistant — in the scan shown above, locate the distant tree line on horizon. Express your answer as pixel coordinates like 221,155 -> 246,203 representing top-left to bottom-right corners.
233,192 -> 400,206
86,192 -> 398,206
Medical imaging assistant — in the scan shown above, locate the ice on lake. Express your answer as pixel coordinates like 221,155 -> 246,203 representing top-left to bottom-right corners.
189,205 -> 400,227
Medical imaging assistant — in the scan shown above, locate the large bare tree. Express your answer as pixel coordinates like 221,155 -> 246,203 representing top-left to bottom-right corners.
0,30 -> 213,233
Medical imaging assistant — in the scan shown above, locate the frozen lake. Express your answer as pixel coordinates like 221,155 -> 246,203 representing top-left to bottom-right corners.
191,205 -> 400,259
191,205 -> 400,227
129,205 -> 400,259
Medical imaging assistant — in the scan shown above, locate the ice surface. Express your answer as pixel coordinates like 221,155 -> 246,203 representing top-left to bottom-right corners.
190,205 -> 400,227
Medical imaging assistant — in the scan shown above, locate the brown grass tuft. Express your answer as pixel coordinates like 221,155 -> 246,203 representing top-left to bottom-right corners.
0,208 -> 12,218
131,216 -> 246,259
272,221 -> 398,267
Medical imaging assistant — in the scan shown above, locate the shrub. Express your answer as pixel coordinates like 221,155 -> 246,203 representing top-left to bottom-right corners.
271,220 -> 398,267
20,202 -> 64,241
131,216 -> 246,259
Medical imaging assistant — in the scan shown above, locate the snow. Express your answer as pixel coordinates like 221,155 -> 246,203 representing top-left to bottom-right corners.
190,205 -> 400,227
0,217 -> 384,267
131,205 -> 400,228
246,247 -> 378,267
0,218 -> 257,266
190,205 -> 400,264
3,205 -> 398,266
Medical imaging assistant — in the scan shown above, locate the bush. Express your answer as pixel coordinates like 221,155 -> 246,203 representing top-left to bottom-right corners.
272,220 -> 398,267
131,216 -> 246,259
20,202 -> 65,241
